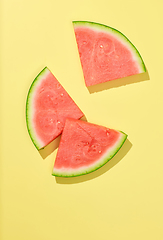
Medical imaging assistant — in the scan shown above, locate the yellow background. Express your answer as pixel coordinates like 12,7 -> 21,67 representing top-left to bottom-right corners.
1,0 -> 163,239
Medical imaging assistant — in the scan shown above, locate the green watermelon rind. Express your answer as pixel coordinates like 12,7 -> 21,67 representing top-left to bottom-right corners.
26,67 -> 49,150
73,21 -> 146,73
52,131 -> 127,177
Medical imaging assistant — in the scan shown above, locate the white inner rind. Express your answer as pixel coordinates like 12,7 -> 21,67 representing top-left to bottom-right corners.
52,132 -> 127,177
26,67 -> 50,149
73,21 -> 146,73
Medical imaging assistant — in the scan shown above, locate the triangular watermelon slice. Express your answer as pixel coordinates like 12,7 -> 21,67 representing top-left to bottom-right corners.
52,118 -> 127,177
26,67 -> 84,150
73,21 -> 146,87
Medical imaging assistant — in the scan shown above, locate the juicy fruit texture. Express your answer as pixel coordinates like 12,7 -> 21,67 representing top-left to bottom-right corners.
52,118 -> 127,177
26,67 -> 84,150
73,21 -> 146,86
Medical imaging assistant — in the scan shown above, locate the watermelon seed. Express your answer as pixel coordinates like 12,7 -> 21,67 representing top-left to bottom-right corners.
99,150 -> 102,153
60,93 -> 64,96
75,156 -> 81,162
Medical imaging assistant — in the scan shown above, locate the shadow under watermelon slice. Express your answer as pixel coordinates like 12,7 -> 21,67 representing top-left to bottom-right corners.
88,70 -> 150,94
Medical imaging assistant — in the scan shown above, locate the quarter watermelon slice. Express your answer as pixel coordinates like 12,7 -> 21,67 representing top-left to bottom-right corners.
52,118 -> 127,177
26,67 -> 84,150
73,21 -> 146,87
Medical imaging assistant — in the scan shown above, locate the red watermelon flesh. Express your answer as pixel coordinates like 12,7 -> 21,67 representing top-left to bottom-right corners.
73,21 -> 146,87
52,118 -> 127,177
26,67 -> 84,150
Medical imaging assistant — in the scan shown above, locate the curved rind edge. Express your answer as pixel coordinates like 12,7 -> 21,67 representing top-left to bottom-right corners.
72,21 -> 146,73
52,131 -> 128,177
26,67 -> 49,150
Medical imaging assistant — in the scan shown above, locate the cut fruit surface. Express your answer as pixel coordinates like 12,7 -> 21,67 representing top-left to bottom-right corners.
26,67 -> 84,150
73,21 -> 146,86
52,118 -> 127,177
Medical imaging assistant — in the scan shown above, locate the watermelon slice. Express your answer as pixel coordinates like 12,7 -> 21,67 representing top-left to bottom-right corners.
52,118 -> 127,177
26,67 -> 84,150
73,21 -> 146,87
